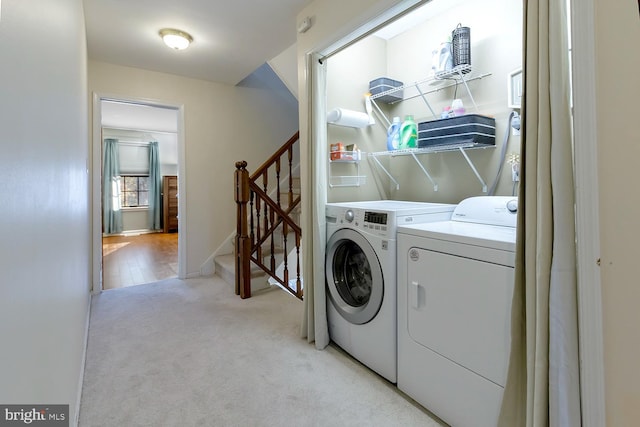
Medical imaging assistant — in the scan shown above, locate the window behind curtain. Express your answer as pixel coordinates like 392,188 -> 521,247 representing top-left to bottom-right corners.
118,143 -> 150,208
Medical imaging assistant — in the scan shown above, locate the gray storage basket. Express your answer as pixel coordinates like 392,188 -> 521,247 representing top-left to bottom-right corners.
452,24 -> 471,71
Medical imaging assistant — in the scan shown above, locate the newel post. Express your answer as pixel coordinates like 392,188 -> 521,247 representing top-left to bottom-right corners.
235,161 -> 251,298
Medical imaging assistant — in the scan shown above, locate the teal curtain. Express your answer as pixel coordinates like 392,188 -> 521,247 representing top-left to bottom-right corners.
148,141 -> 162,230
103,138 -> 122,234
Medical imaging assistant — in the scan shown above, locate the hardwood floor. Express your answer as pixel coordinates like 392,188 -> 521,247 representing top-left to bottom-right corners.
102,233 -> 178,290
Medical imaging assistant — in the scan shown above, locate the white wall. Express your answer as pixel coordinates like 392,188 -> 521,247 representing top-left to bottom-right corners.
88,61 -> 299,276
324,0 -> 522,204
384,0 -> 521,203
102,129 -> 179,175
0,0 -> 90,424
269,43 -> 299,99
326,35 -> 389,201
594,0 -> 640,424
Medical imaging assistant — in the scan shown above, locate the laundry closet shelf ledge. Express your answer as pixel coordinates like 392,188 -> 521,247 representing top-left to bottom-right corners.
367,143 -> 494,193
368,141 -> 495,157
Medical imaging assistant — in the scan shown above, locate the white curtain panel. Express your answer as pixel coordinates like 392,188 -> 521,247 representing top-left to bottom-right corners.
547,0 -> 581,423
300,52 -> 330,349
499,0 -> 581,426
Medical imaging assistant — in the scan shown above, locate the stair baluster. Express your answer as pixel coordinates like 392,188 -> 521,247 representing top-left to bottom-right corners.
234,131 -> 302,299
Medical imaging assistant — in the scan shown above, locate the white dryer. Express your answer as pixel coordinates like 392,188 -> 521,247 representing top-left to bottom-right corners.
325,200 -> 455,383
396,196 -> 518,427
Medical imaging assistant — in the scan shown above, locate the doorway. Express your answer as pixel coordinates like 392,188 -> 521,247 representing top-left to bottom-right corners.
92,95 -> 186,292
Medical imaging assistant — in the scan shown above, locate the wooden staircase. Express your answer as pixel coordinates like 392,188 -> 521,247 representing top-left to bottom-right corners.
215,131 -> 302,299
214,177 -> 300,295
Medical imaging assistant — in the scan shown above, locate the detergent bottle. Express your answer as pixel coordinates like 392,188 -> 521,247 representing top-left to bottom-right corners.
386,116 -> 401,151
400,115 -> 418,149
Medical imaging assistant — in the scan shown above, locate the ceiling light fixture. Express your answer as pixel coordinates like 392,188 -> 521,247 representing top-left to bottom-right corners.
159,28 -> 193,50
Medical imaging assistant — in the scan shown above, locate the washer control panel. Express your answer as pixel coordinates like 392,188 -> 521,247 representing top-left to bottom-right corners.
362,210 -> 390,236
364,211 -> 388,225
326,207 -> 392,237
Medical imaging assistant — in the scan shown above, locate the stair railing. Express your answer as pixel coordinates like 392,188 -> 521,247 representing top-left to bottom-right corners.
235,131 -> 302,299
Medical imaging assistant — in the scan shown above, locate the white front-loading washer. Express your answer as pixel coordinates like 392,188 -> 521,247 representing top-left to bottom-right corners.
325,200 -> 455,383
396,196 -> 518,427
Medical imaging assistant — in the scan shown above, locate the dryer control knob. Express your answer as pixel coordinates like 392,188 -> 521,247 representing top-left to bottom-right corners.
344,210 -> 355,223
507,199 -> 518,213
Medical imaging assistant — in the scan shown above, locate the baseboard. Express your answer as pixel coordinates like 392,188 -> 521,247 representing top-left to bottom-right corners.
185,271 -> 202,279
201,231 -> 236,276
103,229 -> 161,237
74,290 -> 92,427
200,256 -> 215,276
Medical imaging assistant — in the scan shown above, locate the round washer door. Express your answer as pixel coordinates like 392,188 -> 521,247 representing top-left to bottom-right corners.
325,228 -> 384,325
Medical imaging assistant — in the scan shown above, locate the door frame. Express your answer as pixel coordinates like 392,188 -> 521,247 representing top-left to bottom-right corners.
569,0 -> 606,423
91,92 -> 187,293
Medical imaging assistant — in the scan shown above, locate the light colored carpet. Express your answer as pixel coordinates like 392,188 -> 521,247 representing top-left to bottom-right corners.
79,276 -> 445,426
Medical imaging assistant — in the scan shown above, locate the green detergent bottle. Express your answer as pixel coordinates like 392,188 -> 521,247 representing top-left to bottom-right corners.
400,115 -> 418,149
